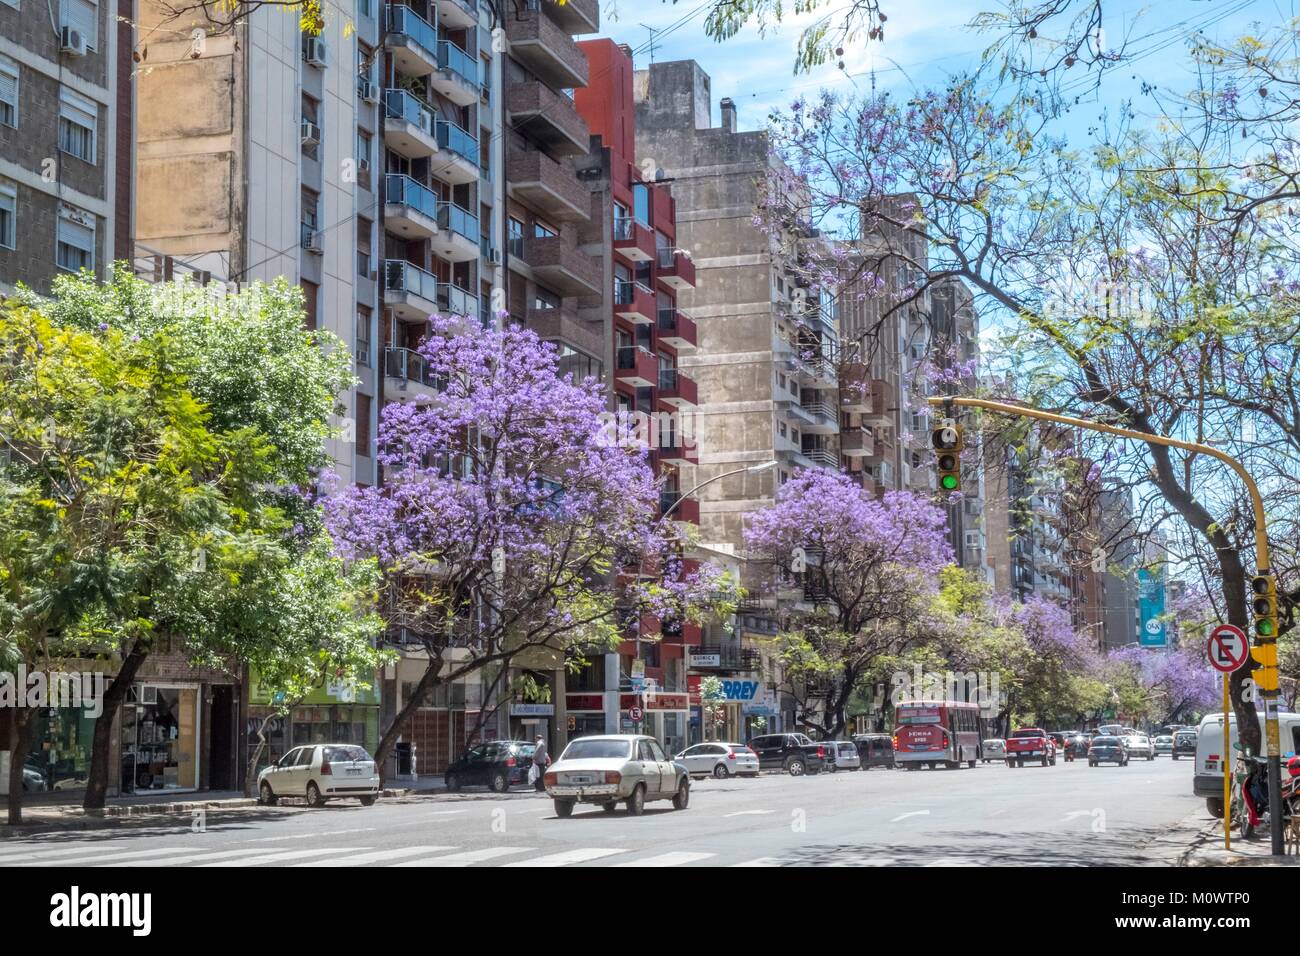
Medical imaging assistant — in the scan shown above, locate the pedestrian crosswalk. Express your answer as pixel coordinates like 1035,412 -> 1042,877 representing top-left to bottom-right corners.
0,841 -> 784,868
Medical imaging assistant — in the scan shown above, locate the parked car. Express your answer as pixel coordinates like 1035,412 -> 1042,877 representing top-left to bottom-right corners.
1089,735 -> 1130,766
1153,735 -> 1174,757
1061,732 -> 1092,761
854,734 -> 895,769
444,741 -> 536,792
258,743 -> 380,807
675,742 -> 760,778
748,733 -> 826,775
1194,711 -> 1300,816
544,734 -> 689,817
823,740 -> 862,771
981,738 -> 1006,763
1172,729 -> 1197,761
1005,728 -> 1056,767
1123,734 -> 1156,760
1049,732 -> 1070,754
22,764 -> 47,793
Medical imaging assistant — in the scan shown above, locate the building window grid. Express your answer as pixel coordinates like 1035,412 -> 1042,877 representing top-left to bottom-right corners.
0,184 -> 15,249
58,88 -> 97,163
0,57 -> 17,127
55,208 -> 94,273
61,0 -> 98,52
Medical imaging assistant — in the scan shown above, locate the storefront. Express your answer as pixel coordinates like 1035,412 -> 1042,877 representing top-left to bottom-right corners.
565,694 -> 607,740
509,702 -> 555,744
618,693 -> 690,755
246,675 -> 380,776
120,683 -> 201,793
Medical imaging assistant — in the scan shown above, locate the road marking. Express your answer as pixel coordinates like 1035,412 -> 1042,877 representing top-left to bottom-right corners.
392,846 -> 535,867
0,843 -> 132,864
730,857 -> 782,867
614,851 -> 714,867
890,810 -> 931,823
723,809 -> 775,817
501,847 -> 627,867
12,845 -> 220,867
291,846 -> 451,867
514,806 -> 555,814
197,847 -> 363,867
104,846 -> 323,868
238,827 -> 378,843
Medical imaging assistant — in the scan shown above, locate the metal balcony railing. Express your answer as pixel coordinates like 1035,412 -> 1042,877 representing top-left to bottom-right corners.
436,200 -> 479,241
386,4 -> 438,60
384,88 -> 435,134
437,40 -> 480,90
384,259 -> 438,301
385,173 -> 439,220
435,118 -> 478,163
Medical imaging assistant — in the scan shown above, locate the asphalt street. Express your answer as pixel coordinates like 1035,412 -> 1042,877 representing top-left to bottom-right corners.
0,756 -> 1205,867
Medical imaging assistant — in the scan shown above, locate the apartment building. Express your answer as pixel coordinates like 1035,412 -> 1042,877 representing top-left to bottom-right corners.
0,0 -> 134,295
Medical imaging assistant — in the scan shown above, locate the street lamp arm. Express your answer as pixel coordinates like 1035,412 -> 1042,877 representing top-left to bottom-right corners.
661,460 -> 778,521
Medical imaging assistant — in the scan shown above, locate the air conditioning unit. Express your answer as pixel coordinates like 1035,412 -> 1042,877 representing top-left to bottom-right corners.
301,230 -> 322,254
300,119 -> 321,146
60,26 -> 87,56
358,157 -> 371,174
304,36 -> 328,68
486,247 -> 501,265
359,78 -> 379,104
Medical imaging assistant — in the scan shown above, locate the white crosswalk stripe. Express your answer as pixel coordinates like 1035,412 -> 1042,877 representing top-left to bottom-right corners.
197,847 -> 364,867
391,846 -> 535,867
0,843 -> 132,865
730,857 -> 783,867
613,851 -> 714,867
502,847 -> 627,867
104,846 -> 334,868
291,846 -> 452,867
11,845 -> 225,867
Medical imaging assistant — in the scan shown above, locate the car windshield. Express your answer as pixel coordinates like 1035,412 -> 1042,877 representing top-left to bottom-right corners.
561,739 -> 632,760
1093,737 -> 1119,745
324,746 -> 370,762
1011,730 -> 1042,738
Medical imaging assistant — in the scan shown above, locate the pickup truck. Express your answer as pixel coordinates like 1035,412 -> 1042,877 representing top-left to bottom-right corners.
747,733 -> 827,776
1005,727 -> 1056,767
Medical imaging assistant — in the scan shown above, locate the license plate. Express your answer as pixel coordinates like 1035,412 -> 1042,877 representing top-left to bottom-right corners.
569,775 -> 593,784
346,768 -> 364,775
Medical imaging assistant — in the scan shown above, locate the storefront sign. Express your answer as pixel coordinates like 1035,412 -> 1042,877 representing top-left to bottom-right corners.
566,694 -> 604,711
720,679 -> 760,701
689,653 -> 722,668
620,693 -> 688,711
742,688 -> 777,716
510,703 -> 555,716
687,675 -> 702,707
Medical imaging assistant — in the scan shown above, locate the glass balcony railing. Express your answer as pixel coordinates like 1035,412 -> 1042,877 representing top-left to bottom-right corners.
613,217 -> 634,241
437,40 -> 480,90
385,173 -> 439,221
437,201 -> 479,241
613,279 -> 653,305
437,283 -> 479,318
386,4 -> 438,61
384,259 -> 438,302
384,88 -> 435,134
435,118 -> 478,163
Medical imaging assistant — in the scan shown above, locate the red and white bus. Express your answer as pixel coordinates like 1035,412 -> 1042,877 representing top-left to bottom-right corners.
892,700 -> 983,769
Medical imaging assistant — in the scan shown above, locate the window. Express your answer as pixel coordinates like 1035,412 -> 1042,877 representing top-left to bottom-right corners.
301,95 -> 320,160
0,57 -> 16,128
356,129 -> 372,186
507,216 -> 524,257
355,391 -> 371,457
633,184 -> 650,225
0,182 -> 14,250
533,220 -> 556,239
61,0 -> 98,52
356,216 -> 372,275
56,205 -> 94,272
300,279 -> 319,330
58,88 -> 96,163
533,288 -> 559,311
355,303 -> 372,366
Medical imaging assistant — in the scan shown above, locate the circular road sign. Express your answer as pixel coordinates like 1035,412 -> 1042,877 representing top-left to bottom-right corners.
1206,624 -> 1249,674
629,706 -> 644,722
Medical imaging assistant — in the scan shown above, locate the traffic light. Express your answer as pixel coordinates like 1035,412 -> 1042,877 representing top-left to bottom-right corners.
1251,573 -> 1278,639
932,422 -> 963,492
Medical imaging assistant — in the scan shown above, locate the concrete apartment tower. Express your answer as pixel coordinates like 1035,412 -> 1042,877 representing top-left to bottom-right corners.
0,0 -> 135,295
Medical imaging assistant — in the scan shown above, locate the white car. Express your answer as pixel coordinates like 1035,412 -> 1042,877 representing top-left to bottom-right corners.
545,734 -> 690,817
258,743 -> 380,807
823,740 -> 861,771
981,738 -> 1006,763
1123,734 -> 1156,761
675,742 -> 760,778
1153,735 -> 1174,756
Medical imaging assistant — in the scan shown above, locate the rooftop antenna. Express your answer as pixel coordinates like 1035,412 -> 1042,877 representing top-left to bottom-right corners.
640,23 -> 659,62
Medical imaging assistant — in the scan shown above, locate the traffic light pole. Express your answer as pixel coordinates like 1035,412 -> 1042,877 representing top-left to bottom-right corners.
929,396 -> 1284,855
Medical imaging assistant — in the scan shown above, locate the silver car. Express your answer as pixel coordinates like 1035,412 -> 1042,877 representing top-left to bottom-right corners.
824,740 -> 862,771
982,738 -> 1006,763
546,735 -> 690,817
1123,734 -> 1156,760
1153,735 -> 1174,756
675,742 -> 760,778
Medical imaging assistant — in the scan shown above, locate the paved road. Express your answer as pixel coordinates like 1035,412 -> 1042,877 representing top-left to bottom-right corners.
0,757 -> 1205,867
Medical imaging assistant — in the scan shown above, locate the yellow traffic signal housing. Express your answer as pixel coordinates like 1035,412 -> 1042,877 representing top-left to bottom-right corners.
1251,573 -> 1278,639
932,423 -> 963,492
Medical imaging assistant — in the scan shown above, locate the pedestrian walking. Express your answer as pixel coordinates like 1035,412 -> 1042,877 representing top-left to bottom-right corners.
532,735 -> 550,792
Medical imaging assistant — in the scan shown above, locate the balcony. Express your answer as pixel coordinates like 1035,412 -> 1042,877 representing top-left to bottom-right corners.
535,0 -> 598,32
506,150 -> 590,222
437,283 -> 479,319
838,363 -> 871,412
384,173 -> 440,240
383,89 -> 437,158
615,345 -> 657,388
839,427 -> 875,458
660,621 -> 703,647
384,346 -> 442,402
433,201 -> 480,263
688,644 -> 761,673
650,181 -> 675,232
659,491 -> 700,524
520,234 -> 600,296
799,399 -> 838,434
527,305 -> 604,358
613,279 -> 656,324
864,378 -> 895,425
656,308 -> 697,351
431,40 -> 481,107
657,368 -> 697,409
383,259 -> 438,323
655,247 -> 696,291
613,216 -> 655,262
656,436 -> 699,468
430,118 -> 478,185
506,81 -> 589,157
385,4 -> 439,77
504,6 -> 589,90
802,446 -> 838,469
435,0 -> 478,30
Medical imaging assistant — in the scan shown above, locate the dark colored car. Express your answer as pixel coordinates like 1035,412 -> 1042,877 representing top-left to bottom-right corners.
444,741 -> 536,792
853,734 -> 896,769
1172,729 -> 1197,760
747,733 -> 826,775
1062,732 -> 1092,761
1088,735 -> 1129,767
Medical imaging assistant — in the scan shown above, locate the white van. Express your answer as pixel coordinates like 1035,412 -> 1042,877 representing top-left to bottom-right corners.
1194,711 -> 1300,816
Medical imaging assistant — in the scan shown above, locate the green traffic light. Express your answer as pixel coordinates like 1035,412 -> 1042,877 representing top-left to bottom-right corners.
941,474 -> 959,490
1257,619 -> 1275,637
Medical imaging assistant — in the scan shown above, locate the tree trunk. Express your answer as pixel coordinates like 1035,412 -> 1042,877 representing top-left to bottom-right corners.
83,637 -> 150,811
373,657 -> 444,789
6,706 -> 36,825
244,712 -> 279,799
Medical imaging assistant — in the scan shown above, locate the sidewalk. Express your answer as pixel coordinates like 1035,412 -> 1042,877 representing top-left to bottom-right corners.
1,790 -> 257,836
1179,814 -> 1300,867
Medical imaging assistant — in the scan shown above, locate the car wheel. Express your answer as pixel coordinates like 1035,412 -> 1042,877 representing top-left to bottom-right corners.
490,771 -> 509,793
1207,797 -> 1224,818
672,779 -> 690,810
602,801 -> 617,812
1089,760 -> 1097,767
306,781 -> 326,808
786,758 -> 806,776
259,781 -> 278,806
554,799 -> 575,818
445,772 -> 460,792
626,784 -> 646,816
359,795 -> 377,807
713,762 -> 730,779
1148,753 -> 1154,761
1172,754 -> 1179,761
968,760 -> 976,768
1041,755 -> 1049,767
